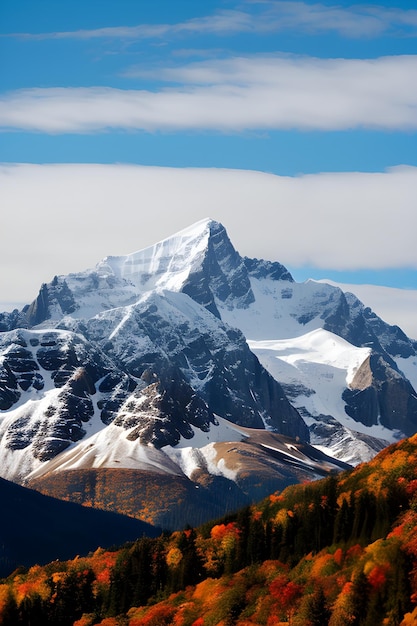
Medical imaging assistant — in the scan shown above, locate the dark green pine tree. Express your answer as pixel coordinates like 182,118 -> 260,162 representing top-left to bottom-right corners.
246,514 -> 268,564
303,585 -> 331,626
333,497 -> 353,544
383,545 -> 413,625
349,569 -> 370,626
176,527 -> 205,589
17,594 -> 48,626
235,506 -> 252,569
106,546 -> 137,616
130,537 -> 155,607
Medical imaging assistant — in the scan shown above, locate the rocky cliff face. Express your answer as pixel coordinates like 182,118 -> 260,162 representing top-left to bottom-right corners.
344,354 -> 417,436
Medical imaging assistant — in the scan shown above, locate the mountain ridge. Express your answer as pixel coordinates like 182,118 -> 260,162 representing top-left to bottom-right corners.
1,218 -> 417,526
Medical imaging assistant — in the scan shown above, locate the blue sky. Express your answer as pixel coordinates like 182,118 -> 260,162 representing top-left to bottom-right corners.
1,0 -> 417,309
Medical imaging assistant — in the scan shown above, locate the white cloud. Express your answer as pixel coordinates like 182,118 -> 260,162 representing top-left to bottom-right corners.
4,10 -> 253,41
1,55 -> 416,133
1,163 -> 416,306
247,2 -> 417,38
7,3 -> 417,40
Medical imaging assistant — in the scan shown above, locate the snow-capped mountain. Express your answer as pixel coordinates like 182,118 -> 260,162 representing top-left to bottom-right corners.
1,218 -> 417,526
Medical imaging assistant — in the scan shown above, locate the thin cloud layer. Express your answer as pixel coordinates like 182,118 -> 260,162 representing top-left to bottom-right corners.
1,163 -> 416,303
1,55 -> 416,133
6,2 -> 417,40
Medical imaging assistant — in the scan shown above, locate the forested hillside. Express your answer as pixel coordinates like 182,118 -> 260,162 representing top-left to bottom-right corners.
2,433 -> 417,625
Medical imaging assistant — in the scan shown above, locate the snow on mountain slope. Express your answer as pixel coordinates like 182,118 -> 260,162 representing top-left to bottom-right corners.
246,331 -> 399,464
26,414 -> 245,483
101,219 -> 212,292
248,329 -> 371,428
214,273 -> 417,462
218,276 -> 331,341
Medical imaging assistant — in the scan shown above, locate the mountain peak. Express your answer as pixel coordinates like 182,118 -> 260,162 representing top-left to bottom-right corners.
98,217 -> 217,290
22,219 -> 252,324
2,219 -> 417,532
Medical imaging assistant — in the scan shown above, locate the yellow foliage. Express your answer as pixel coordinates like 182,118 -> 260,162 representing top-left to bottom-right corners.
166,547 -> 183,568
0,585 -> 13,615
51,571 -> 67,585
274,509 -> 289,526
363,537 -> 399,571
193,577 -> 224,606
258,560 -> 288,581
310,553 -> 335,579
380,449 -> 409,473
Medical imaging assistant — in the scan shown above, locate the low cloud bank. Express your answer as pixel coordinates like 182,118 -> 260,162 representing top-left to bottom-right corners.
1,163 -> 416,304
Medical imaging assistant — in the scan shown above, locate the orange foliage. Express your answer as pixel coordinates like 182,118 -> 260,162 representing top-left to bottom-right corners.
401,606 -> 417,625
0,585 -> 13,616
210,522 -> 240,555
334,547 -> 344,567
269,494 -> 283,504
51,571 -> 67,586
129,603 -> 175,626
169,600 -> 199,626
310,552 -> 335,579
210,522 -> 236,541
258,560 -> 288,581
14,573 -> 50,604
266,617 -> 288,626
193,577 -> 224,604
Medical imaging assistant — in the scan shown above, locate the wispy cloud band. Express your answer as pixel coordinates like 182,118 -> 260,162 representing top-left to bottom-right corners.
6,2 -> 417,40
1,55 -> 416,133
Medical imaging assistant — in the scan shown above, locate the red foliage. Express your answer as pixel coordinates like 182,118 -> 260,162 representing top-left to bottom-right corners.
345,544 -> 364,562
210,522 -> 239,542
269,575 -> 303,610
388,522 -> 406,539
406,479 -> 417,498
340,581 -> 353,596
368,564 -> 389,591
